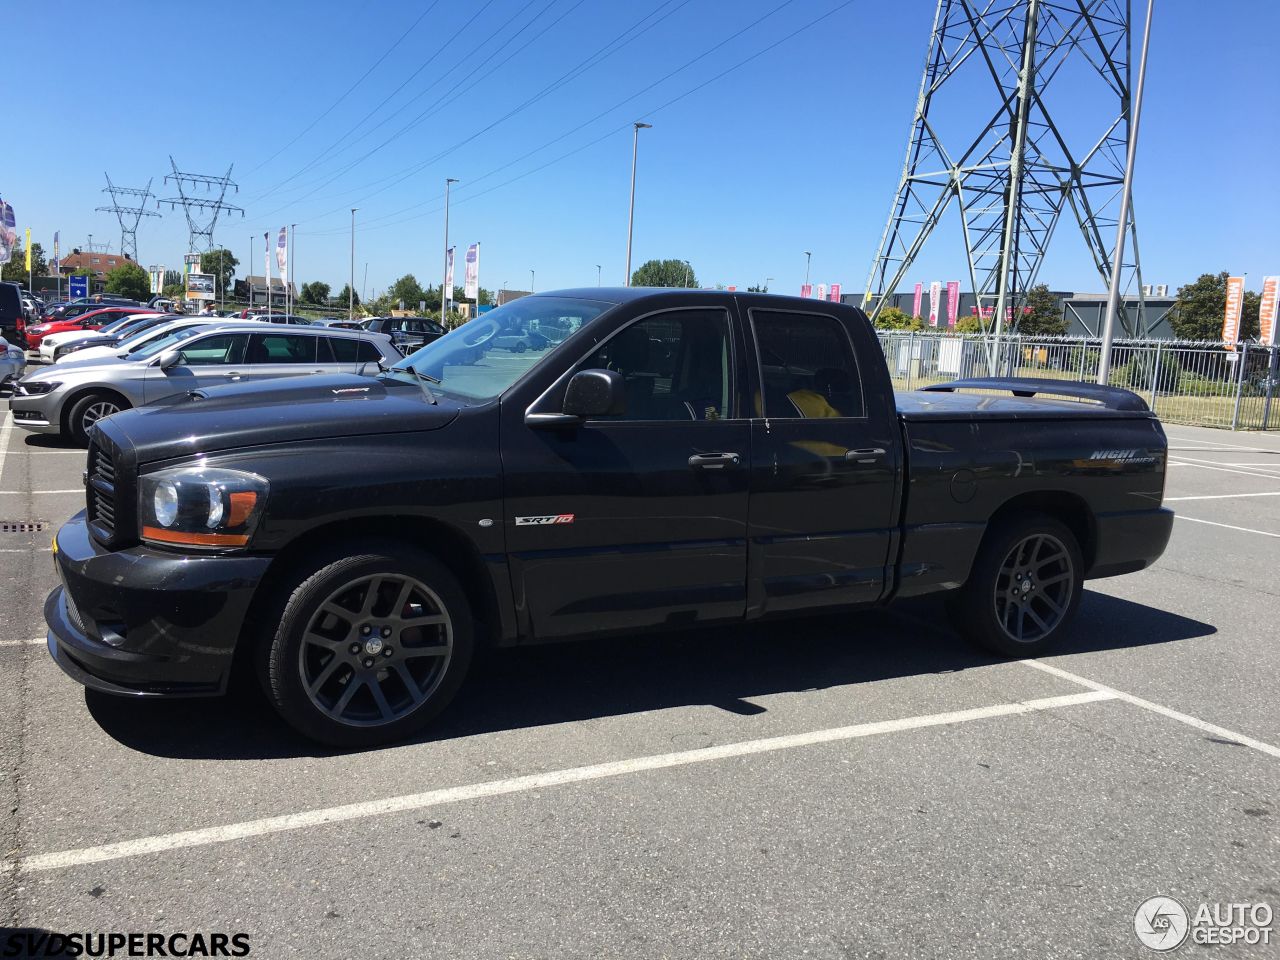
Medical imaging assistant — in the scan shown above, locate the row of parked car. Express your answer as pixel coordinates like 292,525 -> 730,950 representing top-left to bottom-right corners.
8,311 -> 405,444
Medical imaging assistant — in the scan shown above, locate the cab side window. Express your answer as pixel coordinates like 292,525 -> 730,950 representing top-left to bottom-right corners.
580,309 -> 733,421
176,334 -> 249,366
750,311 -> 864,419
246,333 -> 318,364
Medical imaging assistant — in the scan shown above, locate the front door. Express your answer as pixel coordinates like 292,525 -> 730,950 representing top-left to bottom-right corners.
745,307 -> 900,614
143,332 -> 251,401
503,304 -> 751,640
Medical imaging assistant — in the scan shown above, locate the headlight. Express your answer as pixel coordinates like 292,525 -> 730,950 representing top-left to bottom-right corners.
137,466 -> 268,549
16,380 -> 60,395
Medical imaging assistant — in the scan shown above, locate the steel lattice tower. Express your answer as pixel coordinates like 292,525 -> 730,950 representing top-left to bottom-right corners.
96,174 -> 160,261
161,158 -> 243,253
863,0 -> 1149,337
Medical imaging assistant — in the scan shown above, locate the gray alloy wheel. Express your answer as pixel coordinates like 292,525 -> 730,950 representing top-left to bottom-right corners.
298,573 -> 453,727
80,398 -> 121,433
991,533 -> 1075,644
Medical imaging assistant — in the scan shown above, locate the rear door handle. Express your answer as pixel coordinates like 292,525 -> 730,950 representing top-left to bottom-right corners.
845,447 -> 886,464
689,452 -> 741,470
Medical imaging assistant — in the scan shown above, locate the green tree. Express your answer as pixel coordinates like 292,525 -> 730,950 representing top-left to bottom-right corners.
874,306 -> 924,331
1168,271 -> 1261,341
161,283 -> 185,300
630,259 -> 697,288
299,281 -> 331,305
1,241 -> 48,283
103,261 -> 151,301
746,284 -> 769,293
1015,283 -> 1069,336
164,269 -> 182,288
388,273 -> 426,308
954,315 -> 984,334
200,249 -> 239,299
336,284 -> 360,309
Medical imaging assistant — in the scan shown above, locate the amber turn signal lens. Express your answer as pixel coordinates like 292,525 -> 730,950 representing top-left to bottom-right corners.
141,526 -> 249,547
227,491 -> 258,527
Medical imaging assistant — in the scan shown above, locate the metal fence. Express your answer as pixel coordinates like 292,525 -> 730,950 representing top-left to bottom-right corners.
875,331 -> 1280,430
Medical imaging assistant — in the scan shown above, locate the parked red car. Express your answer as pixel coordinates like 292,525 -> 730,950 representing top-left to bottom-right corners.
23,307 -> 159,350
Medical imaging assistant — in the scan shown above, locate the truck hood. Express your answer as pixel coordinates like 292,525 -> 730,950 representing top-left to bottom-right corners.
105,374 -> 461,463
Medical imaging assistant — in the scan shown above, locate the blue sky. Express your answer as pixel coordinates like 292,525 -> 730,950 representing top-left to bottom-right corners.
6,0 -> 1278,299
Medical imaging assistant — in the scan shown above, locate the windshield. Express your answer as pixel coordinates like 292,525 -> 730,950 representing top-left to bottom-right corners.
387,296 -> 611,403
126,325 -> 205,360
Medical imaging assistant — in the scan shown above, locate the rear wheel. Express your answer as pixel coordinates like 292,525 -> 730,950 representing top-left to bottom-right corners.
263,542 -> 474,747
66,391 -> 129,446
950,513 -> 1083,657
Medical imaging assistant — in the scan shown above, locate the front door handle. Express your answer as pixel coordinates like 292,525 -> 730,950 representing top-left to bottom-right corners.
224,372 -> 243,381
689,452 -> 741,470
845,447 -> 886,464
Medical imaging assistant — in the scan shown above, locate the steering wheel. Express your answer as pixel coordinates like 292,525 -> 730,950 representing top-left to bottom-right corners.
462,326 -> 496,347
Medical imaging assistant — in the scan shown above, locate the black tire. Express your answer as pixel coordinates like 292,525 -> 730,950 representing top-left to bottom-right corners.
66,391 -> 129,447
950,512 -> 1083,657
263,541 -> 474,747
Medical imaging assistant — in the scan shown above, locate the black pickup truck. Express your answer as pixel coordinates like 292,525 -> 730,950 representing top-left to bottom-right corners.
46,289 -> 1173,745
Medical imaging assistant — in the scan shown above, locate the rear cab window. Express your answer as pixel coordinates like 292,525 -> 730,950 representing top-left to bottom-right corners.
749,310 -> 865,419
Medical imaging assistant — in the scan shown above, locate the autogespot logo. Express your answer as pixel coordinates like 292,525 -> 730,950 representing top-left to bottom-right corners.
1135,896 -> 1190,951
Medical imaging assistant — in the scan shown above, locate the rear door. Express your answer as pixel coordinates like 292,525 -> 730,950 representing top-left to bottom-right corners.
744,306 -> 900,613
242,332 -> 327,381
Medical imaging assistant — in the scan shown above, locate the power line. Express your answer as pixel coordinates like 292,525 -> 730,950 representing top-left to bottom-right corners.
245,1 -> 441,175
307,0 -> 857,239
279,0 -> 687,218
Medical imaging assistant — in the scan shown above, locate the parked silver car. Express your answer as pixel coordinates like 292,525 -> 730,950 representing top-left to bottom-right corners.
0,335 -> 25,396
11,324 -> 400,445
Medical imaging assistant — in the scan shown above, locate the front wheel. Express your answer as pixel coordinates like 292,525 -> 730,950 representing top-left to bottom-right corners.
949,513 -> 1083,657
66,391 -> 130,446
263,542 -> 474,747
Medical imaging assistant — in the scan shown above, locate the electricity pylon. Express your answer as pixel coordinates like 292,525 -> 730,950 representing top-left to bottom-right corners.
161,158 -> 243,253
863,0 -> 1149,337
96,175 -> 160,261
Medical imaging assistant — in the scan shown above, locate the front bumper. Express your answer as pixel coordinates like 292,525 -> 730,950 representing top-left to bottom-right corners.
1086,507 -> 1175,579
11,390 -> 64,434
45,512 -> 273,697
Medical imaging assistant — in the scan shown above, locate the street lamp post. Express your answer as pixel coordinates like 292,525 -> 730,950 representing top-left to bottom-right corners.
442,178 -> 457,322
596,264 -> 601,286
349,208 -> 357,321
683,260 -> 692,288
624,121 -> 652,286
248,236 -> 253,309
804,252 -> 812,289
765,276 -> 774,292
530,269 -> 535,294
289,223 -> 296,317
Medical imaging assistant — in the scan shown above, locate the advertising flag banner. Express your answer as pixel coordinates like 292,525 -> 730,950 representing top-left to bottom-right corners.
464,242 -> 479,300
1259,276 -> 1279,347
815,283 -> 826,301
0,200 -> 15,264
52,230 -> 60,275
1221,276 -> 1246,348
800,283 -> 812,298
275,226 -> 288,280
25,228 -> 31,271
830,282 -> 842,302
445,247 -> 455,295
946,281 -> 960,326
912,282 -> 922,318
928,281 -> 941,327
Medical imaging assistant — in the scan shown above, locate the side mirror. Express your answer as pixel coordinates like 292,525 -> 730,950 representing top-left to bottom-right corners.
563,368 -> 625,418
158,349 -> 182,370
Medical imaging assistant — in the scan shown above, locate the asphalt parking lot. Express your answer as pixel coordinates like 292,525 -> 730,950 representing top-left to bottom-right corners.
1,406 -> 1277,959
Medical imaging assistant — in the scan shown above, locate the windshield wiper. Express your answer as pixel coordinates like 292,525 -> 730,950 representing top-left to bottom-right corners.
407,365 -> 440,404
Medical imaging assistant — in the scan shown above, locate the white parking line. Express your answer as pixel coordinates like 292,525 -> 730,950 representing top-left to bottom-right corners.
1168,460 -> 1280,480
1173,515 -> 1280,539
0,412 -> 11,487
0,638 -> 44,647
0,489 -> 81,495
1022,659 -> 1280,760
1167,436 -> 1280,452
1164,491 -> 1280,502
5,689 -> 1115,874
